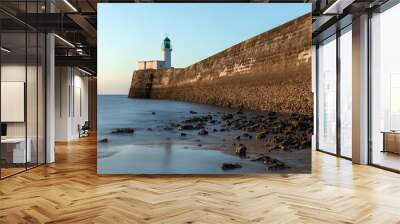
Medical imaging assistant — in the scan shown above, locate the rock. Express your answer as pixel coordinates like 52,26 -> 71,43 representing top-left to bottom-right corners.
274,144 -> 285,151
98,138 -> 108,143
298,120 -> 310,130
265,159 -> 288,170
221,113 -> 234,120
251,156 -> 266,162
287,120 -> 299,129
234,144 -> 247,156
247,124 -> 260,132
301,140 -> 311,149
252,156 -> 289,170
183,117 -> 201,123
183,115 -> 212,123
284,136 -> 302,150
198,129 -> 208,135
256,131 -> 268,140
235,136 -> 241,140
274,135 -> 284,143
111,128 -> 134,134
242,133 -> 249,138
194,123 -> 205,130
290,113 -> 300,119
178,124 -> 194,130
230,121 -> 242,129
265,143 -> 273,151
221,163 -> 242,170
180,133 -> 187,137
189,110 -> 197,114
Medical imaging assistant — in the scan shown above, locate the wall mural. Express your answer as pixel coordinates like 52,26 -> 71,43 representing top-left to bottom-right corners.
97,3 -> 313,174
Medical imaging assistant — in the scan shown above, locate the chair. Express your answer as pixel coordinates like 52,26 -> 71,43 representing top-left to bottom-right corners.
79,121 -> 90,138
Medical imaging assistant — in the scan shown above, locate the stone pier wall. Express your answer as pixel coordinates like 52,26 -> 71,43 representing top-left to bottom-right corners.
129,14 -> 312,116
128,69 -> 154,98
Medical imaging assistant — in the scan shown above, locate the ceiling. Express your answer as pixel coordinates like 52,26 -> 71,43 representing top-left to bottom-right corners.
0,0 -> 394,75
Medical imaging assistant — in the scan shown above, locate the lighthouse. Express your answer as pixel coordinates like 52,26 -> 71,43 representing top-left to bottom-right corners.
137,36 -> 173,70
162,37 -> 172,68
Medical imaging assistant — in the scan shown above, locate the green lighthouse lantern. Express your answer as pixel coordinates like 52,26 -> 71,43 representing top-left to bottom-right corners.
163,37 -> 171,49
162,36 -> 172,68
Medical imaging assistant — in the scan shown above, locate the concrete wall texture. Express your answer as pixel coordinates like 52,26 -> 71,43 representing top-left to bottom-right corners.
129,14 -> 312,116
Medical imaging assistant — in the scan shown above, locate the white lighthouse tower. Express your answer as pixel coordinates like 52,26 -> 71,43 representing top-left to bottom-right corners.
162,36 -> 172,68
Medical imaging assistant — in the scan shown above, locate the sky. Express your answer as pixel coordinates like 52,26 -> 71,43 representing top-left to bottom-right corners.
97,3 -> 311,95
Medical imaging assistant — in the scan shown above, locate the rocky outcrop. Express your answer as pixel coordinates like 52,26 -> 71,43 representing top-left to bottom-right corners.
129,14 -> 312,116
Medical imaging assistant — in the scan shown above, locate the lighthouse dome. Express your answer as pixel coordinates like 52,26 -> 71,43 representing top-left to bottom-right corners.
163,37 -> 171,49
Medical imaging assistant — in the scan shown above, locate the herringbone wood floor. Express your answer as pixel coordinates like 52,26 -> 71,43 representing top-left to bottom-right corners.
1,135 -> 400,224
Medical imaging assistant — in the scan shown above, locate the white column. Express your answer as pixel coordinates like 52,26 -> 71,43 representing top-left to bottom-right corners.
46,33 -> 55,163
312,45 -> 317,151
45,0 -> 56,163
54,67 -> 73,141
352,14 -> 369,164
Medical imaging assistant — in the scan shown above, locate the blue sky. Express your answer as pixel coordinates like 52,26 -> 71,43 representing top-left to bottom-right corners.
98,3 -> 311,94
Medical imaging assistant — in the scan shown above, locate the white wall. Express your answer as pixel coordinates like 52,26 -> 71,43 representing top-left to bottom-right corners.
72,73 -> 89,138
137,60 -> 165,70
55,67 -> 89,141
